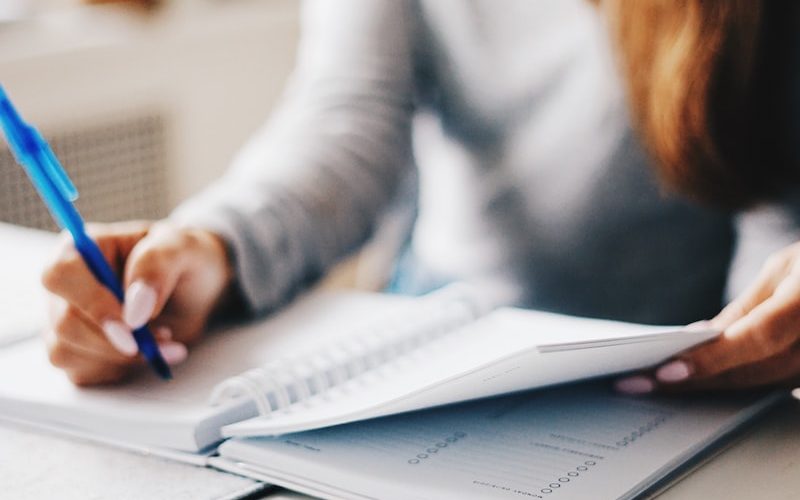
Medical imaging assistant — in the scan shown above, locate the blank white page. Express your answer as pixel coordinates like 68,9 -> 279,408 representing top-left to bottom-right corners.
0,290 -> 418,451
223,308 -> 717,437
0,223 -> 56,347
217,383 -> 779,500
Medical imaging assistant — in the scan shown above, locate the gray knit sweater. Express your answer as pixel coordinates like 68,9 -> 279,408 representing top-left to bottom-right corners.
173,0 -> 800,325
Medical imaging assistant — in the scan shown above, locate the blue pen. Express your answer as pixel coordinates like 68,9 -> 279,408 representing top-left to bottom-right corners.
0,85 -> 171,380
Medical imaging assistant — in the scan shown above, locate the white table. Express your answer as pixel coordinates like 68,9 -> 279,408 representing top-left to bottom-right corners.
0,421 -> 266,500
658,397 -> 800,499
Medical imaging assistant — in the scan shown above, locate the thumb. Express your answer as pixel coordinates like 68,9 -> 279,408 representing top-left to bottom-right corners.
122,224 -> 190,330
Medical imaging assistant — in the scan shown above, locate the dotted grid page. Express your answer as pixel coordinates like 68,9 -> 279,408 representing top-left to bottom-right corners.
217,383 -> 775,500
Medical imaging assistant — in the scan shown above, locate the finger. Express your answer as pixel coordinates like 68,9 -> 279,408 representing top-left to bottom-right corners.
42,239 -> 138,356
45,328 -> 132,384
661,272 -> 800,381
42,243 -> 125,324
659,343 -> 800,393
122,223 -> 195,329
712,253 -> 788,330
84,221 -> 152,258
66,364 -> 132,387
49,299 -> 141,364
45,322 -> 187,384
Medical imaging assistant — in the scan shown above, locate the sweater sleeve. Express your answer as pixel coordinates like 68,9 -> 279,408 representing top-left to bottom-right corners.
171,0 -> 416,313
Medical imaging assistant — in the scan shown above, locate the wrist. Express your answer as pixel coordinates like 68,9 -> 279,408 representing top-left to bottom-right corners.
192,228 -> 244,319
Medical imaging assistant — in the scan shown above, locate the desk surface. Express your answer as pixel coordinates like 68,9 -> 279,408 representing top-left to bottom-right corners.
0,421 -> 266,500
3,398 -> 799,499
657,397 -> 800,499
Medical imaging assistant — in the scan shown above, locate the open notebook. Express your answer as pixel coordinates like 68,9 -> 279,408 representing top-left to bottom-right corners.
211,383 -> 782,500
0,278 -> 784,498
0,285 -> 723,454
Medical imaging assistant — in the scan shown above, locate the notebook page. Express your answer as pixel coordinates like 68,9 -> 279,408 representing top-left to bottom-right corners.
0,290 -> 419,451
224,308 -> 716,437
0,223 -> 56,347
217,383 -> 778,500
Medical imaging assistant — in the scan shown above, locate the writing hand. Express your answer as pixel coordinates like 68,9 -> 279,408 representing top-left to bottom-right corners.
42,220 -> 234,385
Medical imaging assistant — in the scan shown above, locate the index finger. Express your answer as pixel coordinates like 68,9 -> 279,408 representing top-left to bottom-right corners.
673,272 -> 800,380
712,253 -> 788,330
42,241 -> 123,326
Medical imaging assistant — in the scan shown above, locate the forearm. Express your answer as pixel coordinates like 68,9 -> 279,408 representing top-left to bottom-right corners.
172,0 -> 416,313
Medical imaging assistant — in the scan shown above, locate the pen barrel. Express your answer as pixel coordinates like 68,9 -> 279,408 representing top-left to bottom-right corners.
73,234 -> 125,302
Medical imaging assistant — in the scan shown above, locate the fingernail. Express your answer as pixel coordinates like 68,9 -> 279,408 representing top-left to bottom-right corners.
159,342 -> 187,365
656,360 -> 692,383
614,376 -> 655,395
102,320 -> 139,356
124,282 -> 157,329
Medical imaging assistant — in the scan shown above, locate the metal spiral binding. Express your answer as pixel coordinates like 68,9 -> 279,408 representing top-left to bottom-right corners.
208,284 -> 487,416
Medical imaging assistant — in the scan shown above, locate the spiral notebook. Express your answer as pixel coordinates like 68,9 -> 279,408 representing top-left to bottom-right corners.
0,283 -> 723,457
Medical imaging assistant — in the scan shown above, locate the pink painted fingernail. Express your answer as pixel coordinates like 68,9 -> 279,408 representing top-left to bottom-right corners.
159,342 -> 187,365
102,320 -> 139,356
656,360 -> 692,383
614,376 -> 655,395
124,282 -> 157,329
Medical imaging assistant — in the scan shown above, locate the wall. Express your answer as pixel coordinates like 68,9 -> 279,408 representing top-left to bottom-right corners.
0,0 -> 300,216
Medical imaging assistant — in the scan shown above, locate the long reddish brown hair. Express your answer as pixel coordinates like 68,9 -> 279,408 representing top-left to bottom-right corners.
601,0 -> 797,208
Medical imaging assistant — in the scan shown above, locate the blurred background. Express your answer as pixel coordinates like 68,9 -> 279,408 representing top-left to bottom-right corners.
0,0 -> 299,230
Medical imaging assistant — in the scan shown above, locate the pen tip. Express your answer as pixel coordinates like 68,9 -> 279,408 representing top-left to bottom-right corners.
151,355 -> 173,381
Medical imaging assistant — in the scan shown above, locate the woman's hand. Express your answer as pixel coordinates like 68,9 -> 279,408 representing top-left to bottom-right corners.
42,220 -> 234,386
616,242 -> 800,394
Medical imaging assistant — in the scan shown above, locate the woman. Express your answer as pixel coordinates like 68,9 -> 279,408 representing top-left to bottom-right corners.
42,0 -> 800,392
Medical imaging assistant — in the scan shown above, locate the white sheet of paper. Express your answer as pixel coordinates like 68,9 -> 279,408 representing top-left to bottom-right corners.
223,308 -> 717,436
0,223 -> 56,347
0,291 -> 419,451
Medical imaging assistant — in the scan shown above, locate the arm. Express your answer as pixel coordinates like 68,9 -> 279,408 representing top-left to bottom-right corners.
172,0 -> 417,313
41,0 -> 417,386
